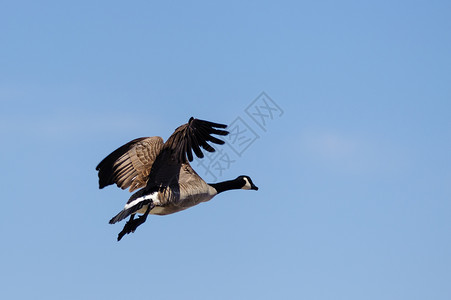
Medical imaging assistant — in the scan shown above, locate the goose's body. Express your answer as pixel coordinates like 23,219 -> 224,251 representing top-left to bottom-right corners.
128,163 -> 218,216
96,117 -> 258,240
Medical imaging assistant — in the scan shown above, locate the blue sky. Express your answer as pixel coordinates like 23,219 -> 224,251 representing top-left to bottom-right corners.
1,1 -> 450,299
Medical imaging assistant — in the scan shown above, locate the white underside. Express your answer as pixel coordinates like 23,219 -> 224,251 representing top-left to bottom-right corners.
124,191 -> 161,210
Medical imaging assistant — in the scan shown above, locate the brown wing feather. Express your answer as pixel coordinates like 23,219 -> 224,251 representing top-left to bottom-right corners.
96,136 -> 164,192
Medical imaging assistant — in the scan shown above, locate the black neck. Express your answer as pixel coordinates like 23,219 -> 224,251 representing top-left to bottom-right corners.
209,178 -> 243,194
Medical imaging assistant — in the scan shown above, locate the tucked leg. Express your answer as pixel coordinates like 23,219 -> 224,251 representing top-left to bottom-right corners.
117,204 -> 153,241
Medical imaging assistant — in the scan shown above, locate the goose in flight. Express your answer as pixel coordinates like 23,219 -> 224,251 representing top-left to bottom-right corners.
96,117 -> 258,241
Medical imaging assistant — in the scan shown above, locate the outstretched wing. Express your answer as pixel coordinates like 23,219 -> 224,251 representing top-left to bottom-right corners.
164,117 -> 229,163
96,136 -> 164,192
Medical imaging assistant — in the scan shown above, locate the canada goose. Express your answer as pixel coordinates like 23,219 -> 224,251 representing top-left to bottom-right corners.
96,117 -> 258,241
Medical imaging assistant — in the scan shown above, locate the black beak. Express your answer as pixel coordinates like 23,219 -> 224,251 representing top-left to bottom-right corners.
251,184 -> 259,191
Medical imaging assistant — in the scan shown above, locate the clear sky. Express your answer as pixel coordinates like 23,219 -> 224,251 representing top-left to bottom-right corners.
1,1 -> 450,299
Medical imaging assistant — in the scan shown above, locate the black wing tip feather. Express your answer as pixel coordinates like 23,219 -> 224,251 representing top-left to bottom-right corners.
167,117 -> 230,163
187,118 -> 229,161
188,117 -> 228,130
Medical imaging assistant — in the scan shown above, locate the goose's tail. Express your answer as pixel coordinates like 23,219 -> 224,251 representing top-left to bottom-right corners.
109,190 -> 158,224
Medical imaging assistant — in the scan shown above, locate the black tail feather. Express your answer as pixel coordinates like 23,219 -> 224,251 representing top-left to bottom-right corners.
109,200 -> 152,224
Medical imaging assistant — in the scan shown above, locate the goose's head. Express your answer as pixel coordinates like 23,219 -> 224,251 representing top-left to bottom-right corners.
237,175 -> 259,191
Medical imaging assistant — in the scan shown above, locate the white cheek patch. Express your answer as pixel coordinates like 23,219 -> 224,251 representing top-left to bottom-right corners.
242,177 -> 252,190
124,191 -> 161,209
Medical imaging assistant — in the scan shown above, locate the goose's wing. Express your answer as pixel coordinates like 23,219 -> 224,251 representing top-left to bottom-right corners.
164,117 -> 229,163
96,136 -> 164,192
